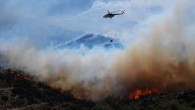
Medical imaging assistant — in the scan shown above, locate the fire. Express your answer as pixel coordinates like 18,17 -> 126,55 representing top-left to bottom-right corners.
23,76 -> 32,81
15,73 -> 32,81
9,70 -> 32,81
129,89 -> 159,100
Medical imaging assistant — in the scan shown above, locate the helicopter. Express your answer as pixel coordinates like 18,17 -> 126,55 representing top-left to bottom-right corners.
103,10 -> 125,19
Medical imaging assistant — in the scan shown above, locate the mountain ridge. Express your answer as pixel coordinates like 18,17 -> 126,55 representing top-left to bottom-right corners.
55,34 -> 124,49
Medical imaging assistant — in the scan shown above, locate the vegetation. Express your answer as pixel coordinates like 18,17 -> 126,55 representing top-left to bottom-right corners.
0,68 -> 195,110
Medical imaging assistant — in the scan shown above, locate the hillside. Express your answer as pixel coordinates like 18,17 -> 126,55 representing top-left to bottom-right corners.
0,68 -> 194,110
0,68 -> 95,110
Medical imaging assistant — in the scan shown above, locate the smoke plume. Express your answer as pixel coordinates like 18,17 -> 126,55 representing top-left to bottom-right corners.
115,0 -> 195,94
0,0 -> 195,100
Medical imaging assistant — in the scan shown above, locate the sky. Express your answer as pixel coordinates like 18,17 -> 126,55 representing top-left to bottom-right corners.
0,0 -> 172,47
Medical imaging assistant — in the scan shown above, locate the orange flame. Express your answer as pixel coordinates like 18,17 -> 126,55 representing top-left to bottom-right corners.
23,76 -> 32,81
12,72 -> 32,81
129,89 -> 159,100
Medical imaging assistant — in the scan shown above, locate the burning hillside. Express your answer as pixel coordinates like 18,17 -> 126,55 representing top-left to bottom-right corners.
129,89 -> 159,100
0,69 -> 195,110
0,68 -> 195,109
0,68 -> 95,109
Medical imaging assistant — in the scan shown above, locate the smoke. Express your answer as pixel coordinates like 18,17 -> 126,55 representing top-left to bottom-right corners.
115,0 -> 195,94
1,40 -> 120,100
1,0 -> 195,100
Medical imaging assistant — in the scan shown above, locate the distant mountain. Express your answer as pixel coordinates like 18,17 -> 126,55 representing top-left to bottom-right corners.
55,34 -> 123,49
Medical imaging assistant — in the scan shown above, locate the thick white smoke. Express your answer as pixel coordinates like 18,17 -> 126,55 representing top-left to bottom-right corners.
1,40 -> 121,99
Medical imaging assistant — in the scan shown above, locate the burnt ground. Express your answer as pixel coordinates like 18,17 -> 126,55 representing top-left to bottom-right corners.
0,67 -> 194,110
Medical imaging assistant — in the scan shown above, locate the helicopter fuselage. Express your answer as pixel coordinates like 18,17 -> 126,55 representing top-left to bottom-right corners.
103,14 -> 116,19
103,11 -> 124,19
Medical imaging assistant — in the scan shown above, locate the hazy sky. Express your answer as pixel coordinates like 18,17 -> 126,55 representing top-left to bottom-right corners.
0,0 -> 182,47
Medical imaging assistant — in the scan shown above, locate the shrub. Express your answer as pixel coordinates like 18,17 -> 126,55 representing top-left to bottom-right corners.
91,104 -> 113,110
1,96 -> 8,101
154,99 -> 192,110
